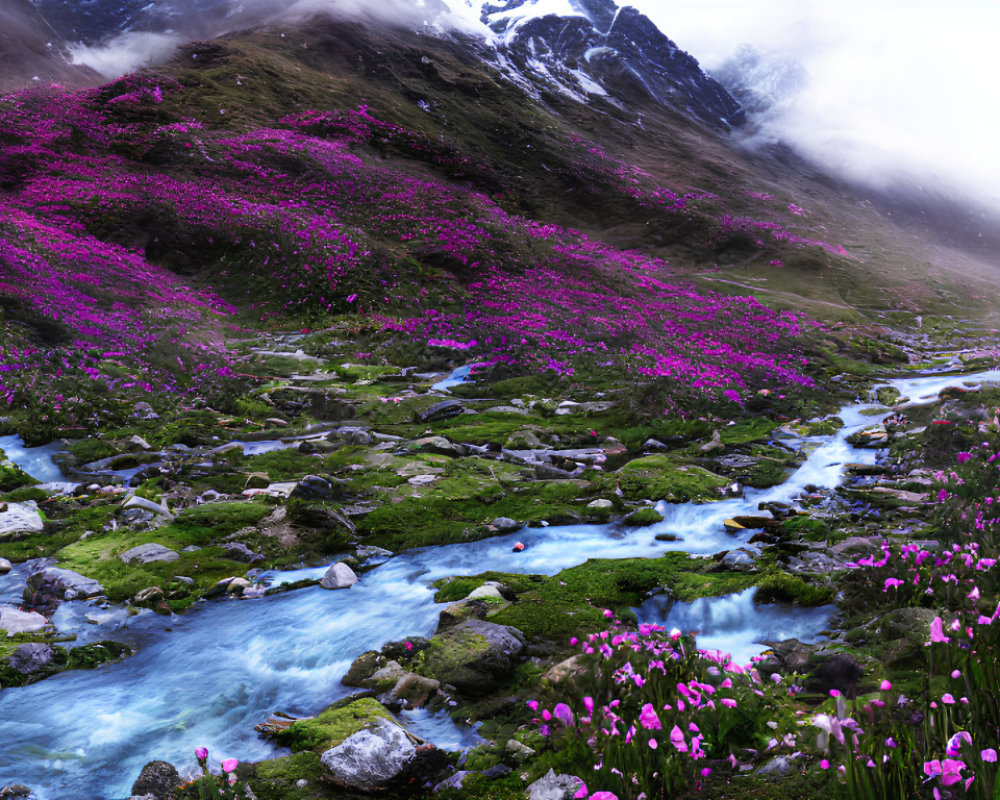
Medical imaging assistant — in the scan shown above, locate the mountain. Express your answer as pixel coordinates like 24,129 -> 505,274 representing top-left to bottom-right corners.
0,0 -> 99,90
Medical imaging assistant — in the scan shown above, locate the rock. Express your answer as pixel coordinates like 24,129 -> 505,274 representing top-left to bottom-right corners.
0,502 -> 44,538
543,654 -> 588,684
289,474 -> 336,502
435,600 -> 490,632
126,435 -> 153,451
465,584 -> 504,602
0,605 -> 49,635
433,771 -> 471,792
226,577 -> 252,595
133,586 -> 165,607
244,472 -> 270,490
320,718 -> 417,791
526,769 -> 584,800
0,557 -> 11,575
732,515 -> 780,530
8,643 -> 55,674
133,401 -> 159,419
265,417 -> 290,427
505,429 -> 544,449
723,518 -> 745,533
320,562 -> 358,590
25,567 -> 104,603
554,400 -> 615,415
387,672 -> 440,707
121,495 -> 174,520
422,619 -> 526,694
0,785 -> 34,798
330,426 -> 374,447
356,545 -> 393,565
419,399 -> 464,422
757,755 -> 796,776
643,438 -> 668,450
715,454 -> 761,470
343,650 -> 381,687
411,436 -> 464,457
490,517 -> 521,533
804,653 -> 864,696
223,542 -> 264,563
485,405 -> 529,416
130,760 -> 180,800
505,739 -> 536,763
408,474 -> 438,486
586,498 -> 614,509
719,549 -> 756,572
120,543 -> 180,565
699,429 -> 724,452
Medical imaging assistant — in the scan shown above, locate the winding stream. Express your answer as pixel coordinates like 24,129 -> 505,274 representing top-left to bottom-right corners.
0,370 -> 998,798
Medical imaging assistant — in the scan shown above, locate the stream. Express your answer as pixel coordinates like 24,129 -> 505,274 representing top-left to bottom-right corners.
1,369 -> 998,798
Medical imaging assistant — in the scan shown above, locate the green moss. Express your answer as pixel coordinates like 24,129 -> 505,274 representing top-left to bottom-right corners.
779,516 -> 832,542
617,456 -> 728,503
0,486 -> 50,504
249,753 -> 326,800
754,572 -> 833,606
273,697 -> 392,753
0,453 -> 38,493
719,418 -> 777,445
65,640 -> 133,669
66,439 -> 120,464
436,555 -> 754,641
622,507 -> 665,526
175,501 -> 270,533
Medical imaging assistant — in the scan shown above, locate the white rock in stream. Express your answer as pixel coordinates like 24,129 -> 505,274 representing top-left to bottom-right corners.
320,718 -> 416,790
0,557 -> 11,574
0,502 -> 44,537
0,604 -> 49,634
320,562 -> 358,590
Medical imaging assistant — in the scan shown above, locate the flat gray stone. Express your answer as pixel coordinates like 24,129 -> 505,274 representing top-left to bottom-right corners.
527,769 -> 584,800
9,642 -> 55,674
120,543 -> 180,565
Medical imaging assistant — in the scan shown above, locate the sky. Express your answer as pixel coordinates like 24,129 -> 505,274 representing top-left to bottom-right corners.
628,0 -> 1000,207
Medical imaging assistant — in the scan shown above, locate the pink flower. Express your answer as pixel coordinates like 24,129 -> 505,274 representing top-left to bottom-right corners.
553,703 -> 575,727
982,748 -> 998,762
589,793 -> 619,800
879,679 -> 892,691
405,641 -> 413,651
669,725 -> 688,753
221,758 -> 238,773
639,703 -> 661,730
195,747 -> 208,761
721,698 -> 738,708
583,696 -> 594,715
603,609 -> 613,618
929,617 -> 951,643
941,758 -> 966,786
573,782 -> 588,799
819,759 -> 830,770
649,738 -> 658,749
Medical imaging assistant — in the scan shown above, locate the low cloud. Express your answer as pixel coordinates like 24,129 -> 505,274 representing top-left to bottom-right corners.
69,32 -> 183,78
633,0 -> 1000,209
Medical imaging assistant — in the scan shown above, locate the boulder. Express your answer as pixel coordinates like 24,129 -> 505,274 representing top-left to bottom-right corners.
0,605 -> 49,635
526,769 -> 585,800
465,584 -> 504,602
222,542 -> 264,563
586,498 -> 613,510
719,549 -> 756,572
0,502 -> 44,538
244,472 -> 270,490
422,619 -> 526,694
25,567 -> 104,602
490,517 -> 521,533
130,760 -> 180,800
320,718 -> 417,791
0,557 -> 11,575
387,672 -> 440,707
8,643 -> 55,674
343,651 -> 381,687
320,562 -> 358,590
226,577 -> 252,596
289,474 -> 336,502
120,544 -> 180,565
330,426 -> 374,447
411,436 -> 464,457
804,653 -> 864,696
419,399 -> 464,422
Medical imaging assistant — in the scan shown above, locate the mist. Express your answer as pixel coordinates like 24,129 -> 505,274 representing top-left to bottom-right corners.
631,0 -> 1000,209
